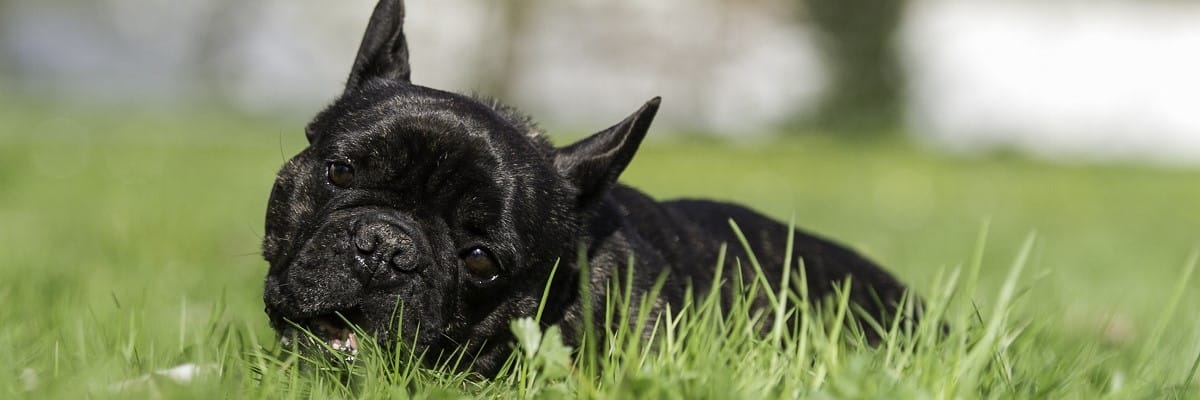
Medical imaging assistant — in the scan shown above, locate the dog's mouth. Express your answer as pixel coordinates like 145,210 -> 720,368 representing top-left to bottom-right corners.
312,315 -> 361,355
280,310 -> 364,362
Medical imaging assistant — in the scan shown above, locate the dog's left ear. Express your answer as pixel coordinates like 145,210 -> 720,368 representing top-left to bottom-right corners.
554,97 -> 661,208
345,0 -> 411,92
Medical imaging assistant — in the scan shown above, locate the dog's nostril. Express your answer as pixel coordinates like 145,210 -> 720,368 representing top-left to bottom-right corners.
391,249 -> 417,272
353,231 -> 379,254
351,218 -> 422,275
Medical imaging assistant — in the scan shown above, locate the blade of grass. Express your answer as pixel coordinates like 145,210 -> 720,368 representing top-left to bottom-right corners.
955,233 -> 1035,395
1137,250 -> 1199,366
1184,347 -> 1200,392
576,244 -> 597,378
535,259 -> 562,323
772,215 -> 797,345
728,219 -> 780,310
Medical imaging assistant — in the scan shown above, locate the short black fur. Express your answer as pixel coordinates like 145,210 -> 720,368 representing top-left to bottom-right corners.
262,0 -> 915,376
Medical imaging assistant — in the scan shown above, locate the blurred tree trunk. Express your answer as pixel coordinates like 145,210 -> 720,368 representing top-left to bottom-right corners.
190,0 -> 244,103
476,0 -> 537,101
0,0 -> 14,83
803,0 -> 906,134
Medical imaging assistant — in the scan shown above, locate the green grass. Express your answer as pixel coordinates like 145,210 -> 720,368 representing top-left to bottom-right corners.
1,102 -> 1199,398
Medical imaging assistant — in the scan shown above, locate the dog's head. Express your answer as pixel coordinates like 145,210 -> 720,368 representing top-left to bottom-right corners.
261,0 -> 659,372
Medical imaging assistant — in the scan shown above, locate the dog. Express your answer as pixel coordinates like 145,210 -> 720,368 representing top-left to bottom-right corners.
262,0 -> 914,376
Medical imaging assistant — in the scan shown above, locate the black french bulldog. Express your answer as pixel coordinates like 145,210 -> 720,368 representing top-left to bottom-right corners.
262,0 -> 913,376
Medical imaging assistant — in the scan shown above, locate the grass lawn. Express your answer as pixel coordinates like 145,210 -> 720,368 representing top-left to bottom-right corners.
1,103 -> 1198,398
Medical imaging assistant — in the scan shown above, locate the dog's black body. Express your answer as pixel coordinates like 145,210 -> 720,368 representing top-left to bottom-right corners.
262,0 -> 912,376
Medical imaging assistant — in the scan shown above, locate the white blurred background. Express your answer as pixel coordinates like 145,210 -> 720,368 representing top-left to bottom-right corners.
2,0 -> 1198,164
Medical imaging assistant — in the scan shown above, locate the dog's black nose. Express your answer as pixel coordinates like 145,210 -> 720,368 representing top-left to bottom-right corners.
352,215 -> 421,274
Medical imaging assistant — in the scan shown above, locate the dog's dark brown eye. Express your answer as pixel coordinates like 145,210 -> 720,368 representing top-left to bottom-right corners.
327,161 -> 354,188
463,247 -> 499,280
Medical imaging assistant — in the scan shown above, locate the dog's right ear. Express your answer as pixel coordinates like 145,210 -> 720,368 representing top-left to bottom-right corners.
554,97 -> 661,209
345,0 -> 411,93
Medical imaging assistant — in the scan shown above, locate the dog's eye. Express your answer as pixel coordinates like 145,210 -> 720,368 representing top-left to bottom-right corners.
327,161 -> 354,188
462,247 -> 499,281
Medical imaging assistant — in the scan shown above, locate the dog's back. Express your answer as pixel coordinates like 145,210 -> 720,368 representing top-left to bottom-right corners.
605,185 -> 910,329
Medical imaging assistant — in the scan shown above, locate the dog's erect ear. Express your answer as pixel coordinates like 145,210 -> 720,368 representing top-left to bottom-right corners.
554,97 -> 661,208
345,0 -> 411,92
